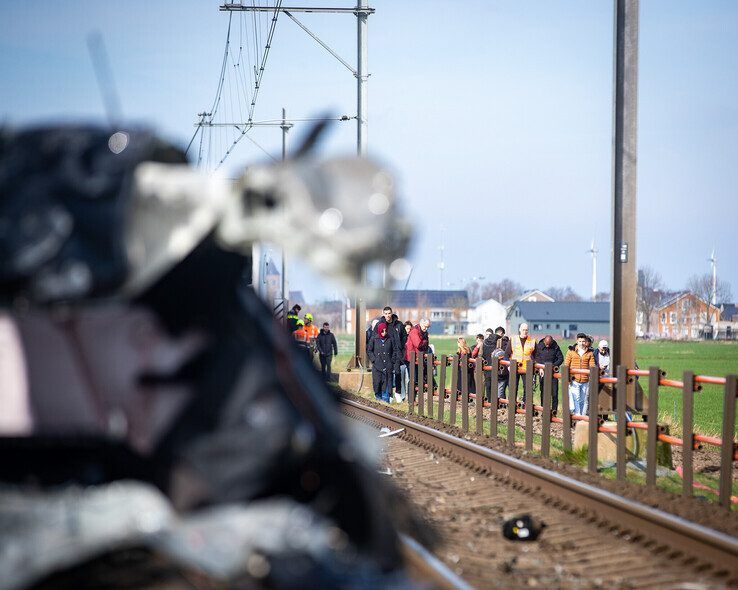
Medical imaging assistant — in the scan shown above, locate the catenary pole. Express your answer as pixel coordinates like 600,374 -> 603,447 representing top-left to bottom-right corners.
610,0 -> 639,391
281,107 -> 289,318
357,0 -> 368,156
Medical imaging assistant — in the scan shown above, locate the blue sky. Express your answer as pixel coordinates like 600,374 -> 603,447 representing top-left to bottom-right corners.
2,1 -> 736,303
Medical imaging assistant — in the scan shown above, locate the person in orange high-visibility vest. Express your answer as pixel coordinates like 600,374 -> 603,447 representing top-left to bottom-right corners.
303,313 -> 319,362
511,323 -> 536,403
293,320 -> 310,359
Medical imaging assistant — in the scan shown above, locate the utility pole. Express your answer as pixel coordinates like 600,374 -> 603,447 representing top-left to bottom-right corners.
217,2 -> 374,370
281,107 -> 289,319
610,0 -> 640,407
357,0 -> 368,156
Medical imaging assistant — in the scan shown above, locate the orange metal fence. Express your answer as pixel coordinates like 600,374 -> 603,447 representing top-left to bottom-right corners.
406,352 -> 737,509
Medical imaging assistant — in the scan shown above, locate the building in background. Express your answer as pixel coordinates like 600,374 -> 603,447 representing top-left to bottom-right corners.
507,301 -> 610,340
653,292 -> 720,340
716,302 -> 738,340
349,290 -> 470,335
506,289 -> 555,305
467,298 -> 507,335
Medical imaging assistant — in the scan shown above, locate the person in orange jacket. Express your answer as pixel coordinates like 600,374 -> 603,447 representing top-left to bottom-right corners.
303,313 -> 320,362
293,320 -> 310,358
304,313 -> 320,340
511,323 -> 536,402
564,332 -> 596,416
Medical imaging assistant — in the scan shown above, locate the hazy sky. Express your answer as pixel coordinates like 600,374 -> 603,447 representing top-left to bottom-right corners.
2,1 -> 736,303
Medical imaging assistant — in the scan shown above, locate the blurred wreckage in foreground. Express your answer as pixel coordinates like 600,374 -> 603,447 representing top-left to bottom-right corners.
0,124 -> 418,589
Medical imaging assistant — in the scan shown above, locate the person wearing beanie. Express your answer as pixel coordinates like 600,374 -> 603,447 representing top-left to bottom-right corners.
594,339 -> 611,377
367,322 -> 401,403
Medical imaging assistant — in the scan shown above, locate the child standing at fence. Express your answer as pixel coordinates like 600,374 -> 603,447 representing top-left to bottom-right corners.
565,333 -> 596,416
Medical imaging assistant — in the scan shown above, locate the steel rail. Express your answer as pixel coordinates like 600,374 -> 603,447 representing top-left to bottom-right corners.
399,534 -> 473,590
340,398 -> 738,578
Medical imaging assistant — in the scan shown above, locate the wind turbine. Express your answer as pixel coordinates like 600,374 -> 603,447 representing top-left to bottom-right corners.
708,247 -> 717,305
437,225 -> 446,290
587,239 -> 598,301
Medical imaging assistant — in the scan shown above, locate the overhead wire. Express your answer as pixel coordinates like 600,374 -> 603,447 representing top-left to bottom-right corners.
214,0 -> 283,172
195,2 -> 284,172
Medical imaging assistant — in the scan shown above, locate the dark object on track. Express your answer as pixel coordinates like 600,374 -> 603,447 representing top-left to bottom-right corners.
502,514 -> 547,541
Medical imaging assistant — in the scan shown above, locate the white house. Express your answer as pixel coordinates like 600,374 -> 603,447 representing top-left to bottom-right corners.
467,298 -> 507,335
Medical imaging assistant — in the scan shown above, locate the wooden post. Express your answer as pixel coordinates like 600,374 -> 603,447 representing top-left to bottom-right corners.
427,353 -> 435,418
541,363 -> 553,457
719,375 -> 737,509
616,365 -> 627,481
475,357 -> 484,435
508,361 -> 518,447
646,366 -> 660,487
408,352 -> 416,415
561,365 -> 572,453
587,366 -> 599,474
682,371 -> 694,498
417,352 -> 425,417
461,353 -> 469,432
490,358 -> 499,439
525,361 -> 534,451
449,355 -> 459,426
438,355 -> 447,423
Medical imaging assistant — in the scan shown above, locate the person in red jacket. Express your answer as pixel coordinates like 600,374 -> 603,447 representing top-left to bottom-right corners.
404,319 -> 430,396
404,318 -> 430,362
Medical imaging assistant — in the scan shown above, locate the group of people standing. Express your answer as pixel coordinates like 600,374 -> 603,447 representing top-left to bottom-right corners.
290,299 -> 612,417
453,323 -> 612,417
366,306 -> 431,403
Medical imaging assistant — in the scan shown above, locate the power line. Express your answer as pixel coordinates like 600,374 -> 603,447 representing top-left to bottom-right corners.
213,0 -> 283,171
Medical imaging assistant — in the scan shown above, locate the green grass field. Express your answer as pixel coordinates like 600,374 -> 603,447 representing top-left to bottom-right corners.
333,334 -> 738,434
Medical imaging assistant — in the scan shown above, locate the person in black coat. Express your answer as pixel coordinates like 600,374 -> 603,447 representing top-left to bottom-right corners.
367,322 -> 401,402
532,335 -> 565,414
482,328 -> 513,402
316,322 -> 339,382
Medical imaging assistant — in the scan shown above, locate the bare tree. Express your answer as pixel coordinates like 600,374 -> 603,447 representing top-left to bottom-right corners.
594,291 -> 610,302
465,280 -> 482,304
546,286 -> 583,302
637,266 -> 664,336
480,279 -> 524,303
686,274 -> 733,326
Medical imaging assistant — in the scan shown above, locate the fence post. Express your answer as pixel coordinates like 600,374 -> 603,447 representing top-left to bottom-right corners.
616,364 -> 627,481
561,365 -> 572,453
475,357 -> 484,434
449,355 -> 459,426
490,357 -> 499,439
461,353 -> 469,432
417,352 -> 425,417
588,366 -> 599,474
438,355 -> 447,423
427,353 -> 435,419
508,361 -> 518,447
682,371 -> 694,498
541,363 -> 553,457
646,366 -> 660,487
525,361 -> 534,451
719,374 -> 737,509
408,352 -> 416,415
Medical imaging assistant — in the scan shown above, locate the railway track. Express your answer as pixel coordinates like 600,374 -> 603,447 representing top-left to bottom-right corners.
340,397 -> 738,589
